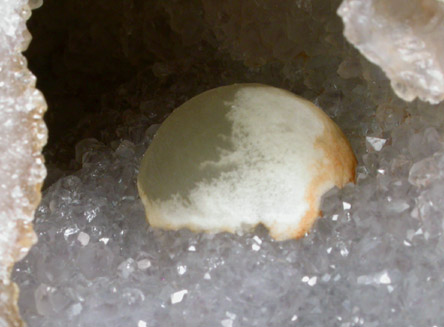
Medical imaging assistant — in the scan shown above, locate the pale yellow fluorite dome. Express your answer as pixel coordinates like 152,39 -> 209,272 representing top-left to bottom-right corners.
138,84 -> 356,240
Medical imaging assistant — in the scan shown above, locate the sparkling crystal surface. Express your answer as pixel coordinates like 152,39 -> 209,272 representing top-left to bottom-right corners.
13,98 -> 444,327
0,0 -> 47,326
338,0 -> 444,104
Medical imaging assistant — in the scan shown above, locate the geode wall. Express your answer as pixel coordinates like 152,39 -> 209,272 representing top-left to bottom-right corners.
0,1 -> 46,326
3,0 -> 444,326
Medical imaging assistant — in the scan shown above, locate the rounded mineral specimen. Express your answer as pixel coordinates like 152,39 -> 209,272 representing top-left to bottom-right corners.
137,84 -> 356,240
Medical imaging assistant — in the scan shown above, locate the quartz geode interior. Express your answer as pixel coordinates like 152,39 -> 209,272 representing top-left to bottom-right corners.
3,0 -> 444,326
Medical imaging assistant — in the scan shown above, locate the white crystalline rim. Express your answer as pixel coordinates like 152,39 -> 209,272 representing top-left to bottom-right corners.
138,84 -> 356,241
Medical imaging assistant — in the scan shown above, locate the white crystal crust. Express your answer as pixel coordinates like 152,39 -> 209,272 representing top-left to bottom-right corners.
338,0 -> 444,104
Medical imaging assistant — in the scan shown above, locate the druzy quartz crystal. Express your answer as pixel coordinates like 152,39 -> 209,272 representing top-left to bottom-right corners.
0,0 -> 47,326
338,0 -> 444,104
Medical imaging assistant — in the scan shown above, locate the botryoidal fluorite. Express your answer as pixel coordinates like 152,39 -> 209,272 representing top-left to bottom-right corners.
138,84 -> 356,240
